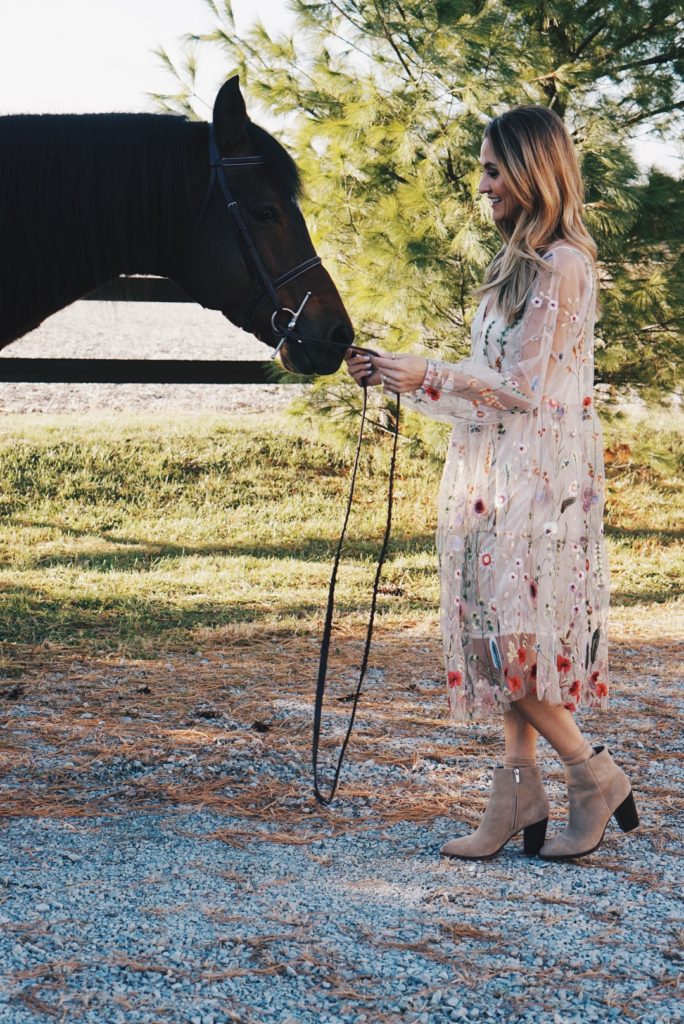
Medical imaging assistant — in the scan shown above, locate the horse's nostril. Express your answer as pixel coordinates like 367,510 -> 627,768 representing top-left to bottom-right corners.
329,322 -> 355,350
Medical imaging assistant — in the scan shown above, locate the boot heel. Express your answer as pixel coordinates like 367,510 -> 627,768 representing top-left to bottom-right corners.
523,817 -> 548,855
613,790 -> 639,832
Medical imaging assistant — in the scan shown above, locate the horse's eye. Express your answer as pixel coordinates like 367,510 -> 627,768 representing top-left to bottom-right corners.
251,205 -> 279,224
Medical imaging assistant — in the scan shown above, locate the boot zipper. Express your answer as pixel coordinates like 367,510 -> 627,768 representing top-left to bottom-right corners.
513,768 -> 520,829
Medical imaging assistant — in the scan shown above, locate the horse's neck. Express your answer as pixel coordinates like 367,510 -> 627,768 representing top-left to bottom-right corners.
0,114 -> 204,347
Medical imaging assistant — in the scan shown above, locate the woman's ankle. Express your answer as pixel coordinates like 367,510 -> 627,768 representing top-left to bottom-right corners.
503,754 -> 537,769
559,738 -> 593,766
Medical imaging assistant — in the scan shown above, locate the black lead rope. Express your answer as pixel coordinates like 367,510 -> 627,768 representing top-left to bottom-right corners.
312,385 -> 401,806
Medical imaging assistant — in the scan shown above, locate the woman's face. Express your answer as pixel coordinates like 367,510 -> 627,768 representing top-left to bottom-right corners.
478,136 -> 521,225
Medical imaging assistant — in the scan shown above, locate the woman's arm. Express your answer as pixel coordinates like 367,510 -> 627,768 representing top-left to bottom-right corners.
348,247 -> 593,425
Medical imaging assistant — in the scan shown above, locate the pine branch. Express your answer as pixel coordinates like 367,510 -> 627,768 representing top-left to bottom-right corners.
608,50 -> 684,75
620,101 -> 684,129
572,20 -> 609,59
372,0 -> 416,81
326,0 -> 369,36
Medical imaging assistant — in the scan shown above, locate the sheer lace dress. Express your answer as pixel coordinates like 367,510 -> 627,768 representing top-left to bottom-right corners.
403,244 -> 610,721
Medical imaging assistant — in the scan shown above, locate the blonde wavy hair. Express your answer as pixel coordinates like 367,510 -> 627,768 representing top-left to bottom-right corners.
476,106 -> 597,323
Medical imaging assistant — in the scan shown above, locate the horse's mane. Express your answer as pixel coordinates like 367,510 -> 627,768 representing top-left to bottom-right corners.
0,111 -> 302,342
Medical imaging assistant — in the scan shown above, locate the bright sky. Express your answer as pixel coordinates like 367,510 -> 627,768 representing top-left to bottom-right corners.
0,0 -> 680,174
0,0 -> 293,115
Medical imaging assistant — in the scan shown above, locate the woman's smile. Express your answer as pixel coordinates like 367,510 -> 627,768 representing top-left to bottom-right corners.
478,136 -> 518,223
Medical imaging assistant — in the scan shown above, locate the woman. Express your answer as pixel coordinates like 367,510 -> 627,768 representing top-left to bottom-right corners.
346,106 -> 639,861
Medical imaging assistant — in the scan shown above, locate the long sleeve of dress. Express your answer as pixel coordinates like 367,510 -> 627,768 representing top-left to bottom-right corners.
403,246 -> 594,424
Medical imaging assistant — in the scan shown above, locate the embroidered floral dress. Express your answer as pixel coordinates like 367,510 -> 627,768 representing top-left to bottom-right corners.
404,243 -> 610,721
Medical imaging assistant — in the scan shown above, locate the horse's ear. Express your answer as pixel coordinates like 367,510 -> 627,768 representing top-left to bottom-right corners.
213,75 -> 249,152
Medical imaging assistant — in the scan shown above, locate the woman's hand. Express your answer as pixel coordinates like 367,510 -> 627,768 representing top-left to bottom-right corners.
344,349 -> 380,387
344,350 -> 428,393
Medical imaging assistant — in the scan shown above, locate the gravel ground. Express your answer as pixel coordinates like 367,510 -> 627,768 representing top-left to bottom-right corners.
0,625 -> 682,1024
0,301 -> 306,414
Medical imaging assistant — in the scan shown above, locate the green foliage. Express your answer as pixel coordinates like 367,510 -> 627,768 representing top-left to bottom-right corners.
156,0 -> 683,416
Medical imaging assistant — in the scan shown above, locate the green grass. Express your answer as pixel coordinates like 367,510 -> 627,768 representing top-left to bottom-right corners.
601,407 -> 684,606
0,408 -> 681,657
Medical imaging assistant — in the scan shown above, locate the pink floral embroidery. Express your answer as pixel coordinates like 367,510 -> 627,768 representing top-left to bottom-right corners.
448,670 -> 463,688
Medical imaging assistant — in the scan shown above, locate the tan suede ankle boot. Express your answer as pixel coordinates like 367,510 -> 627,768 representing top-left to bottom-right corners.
440,765 -> 549,861
539,745 -> 639,861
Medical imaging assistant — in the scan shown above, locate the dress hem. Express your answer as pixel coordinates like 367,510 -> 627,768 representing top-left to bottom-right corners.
446,694 -> 610,723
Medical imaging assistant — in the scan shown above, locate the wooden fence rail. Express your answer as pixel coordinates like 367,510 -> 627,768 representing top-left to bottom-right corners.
0,277 -> 284,385
0,359 -> 277,385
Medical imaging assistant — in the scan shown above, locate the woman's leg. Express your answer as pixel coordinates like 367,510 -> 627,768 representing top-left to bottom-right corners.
507,688 -> 643,856
441,655 -> 597,859
441,701 -> 549,859
511,689 -> 592,765
502,702 -> 540,768
511,690 -> 640,859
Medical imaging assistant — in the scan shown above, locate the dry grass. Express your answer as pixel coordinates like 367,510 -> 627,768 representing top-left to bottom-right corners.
1,606 -> 681,856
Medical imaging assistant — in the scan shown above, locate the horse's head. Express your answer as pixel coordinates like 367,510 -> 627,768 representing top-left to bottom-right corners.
175,78 -> 353,375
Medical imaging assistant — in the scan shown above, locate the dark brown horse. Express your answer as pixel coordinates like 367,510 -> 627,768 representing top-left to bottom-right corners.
0,77 -> 353,375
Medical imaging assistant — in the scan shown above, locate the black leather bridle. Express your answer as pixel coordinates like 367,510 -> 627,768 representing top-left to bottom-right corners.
193,126 -> 328,358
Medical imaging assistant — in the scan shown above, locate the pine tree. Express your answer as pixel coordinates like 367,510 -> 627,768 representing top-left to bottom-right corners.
155,0 -> 683,423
